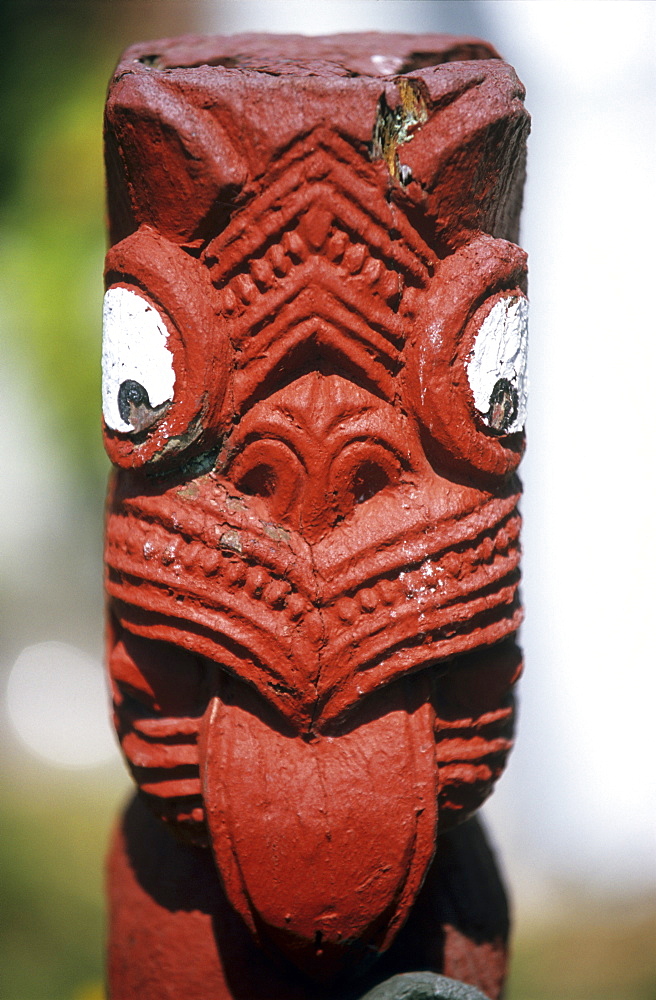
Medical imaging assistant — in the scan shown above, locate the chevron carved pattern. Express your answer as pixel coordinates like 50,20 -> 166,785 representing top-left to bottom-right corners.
205,131 -> 433,407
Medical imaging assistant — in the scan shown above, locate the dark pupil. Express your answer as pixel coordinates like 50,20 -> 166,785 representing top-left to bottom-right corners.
118,379 -> 151,424
487,378 -> 518,434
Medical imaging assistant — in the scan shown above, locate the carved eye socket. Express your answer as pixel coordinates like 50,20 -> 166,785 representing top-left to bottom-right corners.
466,295 -> 528,435
102,286 -> 176,434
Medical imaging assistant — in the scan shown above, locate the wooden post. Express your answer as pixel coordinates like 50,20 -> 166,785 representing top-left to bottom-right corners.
102,33 -> 529,1000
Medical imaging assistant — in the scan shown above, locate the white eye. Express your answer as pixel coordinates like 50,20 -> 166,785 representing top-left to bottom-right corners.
466,295 -> 528,434
102,287 -> 176,433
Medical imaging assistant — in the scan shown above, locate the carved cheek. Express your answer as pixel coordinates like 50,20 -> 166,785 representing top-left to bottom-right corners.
433,639 -> 524,830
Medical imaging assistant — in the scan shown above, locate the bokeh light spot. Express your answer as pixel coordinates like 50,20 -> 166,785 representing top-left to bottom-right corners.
6,641 -> 117,768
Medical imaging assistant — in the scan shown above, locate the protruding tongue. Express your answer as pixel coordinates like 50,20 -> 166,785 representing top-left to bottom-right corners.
200,675 -> 438,980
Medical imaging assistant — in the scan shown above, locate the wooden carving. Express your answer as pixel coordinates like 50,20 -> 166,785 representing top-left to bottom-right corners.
102,33 -> 529,1000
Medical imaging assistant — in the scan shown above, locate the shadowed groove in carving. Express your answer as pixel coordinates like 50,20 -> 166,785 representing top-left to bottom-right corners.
108,582 -> 314,687
324,571 -> 521,671
316,500 -> 522,598
228,437 -> 403,515
327,517 -> 521,601
399,45 -> 498,72
323,596 -> 521,690
231,322 -> 402,419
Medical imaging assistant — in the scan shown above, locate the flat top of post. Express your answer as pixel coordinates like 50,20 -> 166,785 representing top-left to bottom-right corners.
119,32 -> 501,77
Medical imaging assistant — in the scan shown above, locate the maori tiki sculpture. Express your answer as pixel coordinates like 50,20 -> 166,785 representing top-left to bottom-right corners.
102,33 -> 529,1000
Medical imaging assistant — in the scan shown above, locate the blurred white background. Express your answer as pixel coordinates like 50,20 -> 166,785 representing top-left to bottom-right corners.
2,0 -> 654,975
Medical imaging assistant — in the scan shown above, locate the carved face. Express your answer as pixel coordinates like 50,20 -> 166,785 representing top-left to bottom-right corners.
103,35 -> 528,982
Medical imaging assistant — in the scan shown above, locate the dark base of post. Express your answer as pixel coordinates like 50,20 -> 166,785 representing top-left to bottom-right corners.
107,795 -> 508,1000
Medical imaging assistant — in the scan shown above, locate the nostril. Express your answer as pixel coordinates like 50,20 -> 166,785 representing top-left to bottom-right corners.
237,464 -> 277,498
227,440 -> 304,523
351,461 -> 390,504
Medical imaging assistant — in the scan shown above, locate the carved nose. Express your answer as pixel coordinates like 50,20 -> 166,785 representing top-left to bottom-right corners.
224,373 -> 409,543
228,436 -> 402,544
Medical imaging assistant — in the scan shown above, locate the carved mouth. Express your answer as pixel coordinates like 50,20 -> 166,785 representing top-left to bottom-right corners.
109,619 -> 520,854
111,638 -> 519,982
106,483 -> 522,725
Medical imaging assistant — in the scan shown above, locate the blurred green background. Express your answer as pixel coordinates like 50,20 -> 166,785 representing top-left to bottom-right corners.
1,2 -> 654,999
0,7 -> 204,1000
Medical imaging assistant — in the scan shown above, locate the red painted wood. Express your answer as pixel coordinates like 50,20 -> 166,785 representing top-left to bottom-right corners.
103,32 -> 529,999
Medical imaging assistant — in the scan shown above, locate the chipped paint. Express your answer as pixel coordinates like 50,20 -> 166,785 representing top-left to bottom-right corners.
371,77 -> 428,183
219,529 -> 243,553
